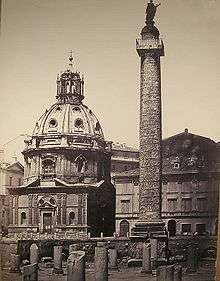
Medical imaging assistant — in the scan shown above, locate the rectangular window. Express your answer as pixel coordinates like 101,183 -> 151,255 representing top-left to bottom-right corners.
121,199 -> 130,213
18,178 -> 22,186
9,177 -> 12,186
181,224 -> 191,234
167,198 -> 177,212
196,198 -> 207,211
196,224 -> 206,234
181,198 -> 192,212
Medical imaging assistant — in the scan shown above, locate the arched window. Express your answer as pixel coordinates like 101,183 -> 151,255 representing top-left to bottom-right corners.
21,212 -> 27,225
69,212 -> 75,225
119,220 -> 130,237
75,155 -> 87,173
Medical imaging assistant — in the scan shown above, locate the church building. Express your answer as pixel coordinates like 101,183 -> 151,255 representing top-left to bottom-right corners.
7,55 -> 115,238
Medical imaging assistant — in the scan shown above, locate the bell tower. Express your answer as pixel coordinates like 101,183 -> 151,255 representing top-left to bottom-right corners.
132,0 -> 165,237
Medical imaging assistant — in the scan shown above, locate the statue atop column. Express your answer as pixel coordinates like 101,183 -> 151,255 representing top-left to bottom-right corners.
145,0 -> 161,25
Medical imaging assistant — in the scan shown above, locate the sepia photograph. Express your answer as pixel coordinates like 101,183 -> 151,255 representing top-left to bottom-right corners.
0,0 -> 219,280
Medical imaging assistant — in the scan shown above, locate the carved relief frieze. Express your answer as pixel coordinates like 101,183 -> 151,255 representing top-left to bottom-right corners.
28,194 -> 33,225
33,194 -> 38,225
62,194 -> 67,225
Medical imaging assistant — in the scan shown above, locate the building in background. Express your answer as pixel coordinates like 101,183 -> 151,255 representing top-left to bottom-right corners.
0,195 -> 9,235
113,129 -> 219,237
111,143 -> 139,177
7,56 -> 115,238
0,152 -> 24,235
0,157 -> 24,195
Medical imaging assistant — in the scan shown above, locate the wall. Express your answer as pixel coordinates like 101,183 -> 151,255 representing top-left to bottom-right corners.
114,174 -> 218,236
0,236 -> 216,267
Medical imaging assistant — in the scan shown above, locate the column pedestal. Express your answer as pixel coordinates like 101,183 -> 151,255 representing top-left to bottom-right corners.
131,221 -> 165,239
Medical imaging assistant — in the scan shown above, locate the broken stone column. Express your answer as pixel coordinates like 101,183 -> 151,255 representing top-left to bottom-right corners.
157,265 -> 174,281
30,243 -> 39,264
150,238 -> 158,271
95,242 -> 108,281
174,266 -> 182,281
141,243 -> 151,273
9,254 -> 20,273
187,245 -> 197,273
150,238 -> 158,260
67,251 -> 85,281
53,245 -> 63,274
108,248 -> 118,270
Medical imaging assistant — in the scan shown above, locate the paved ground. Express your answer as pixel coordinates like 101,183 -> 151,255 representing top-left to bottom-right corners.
1,260 -> 215,281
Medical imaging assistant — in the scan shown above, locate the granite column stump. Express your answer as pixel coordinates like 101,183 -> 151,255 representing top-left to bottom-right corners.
141,243 -> 151,273
95,242 -> 108,281
157,265 -> 174,281
30,243 -> 39,264
53,245 -> 63,274
108,248 -> 118,270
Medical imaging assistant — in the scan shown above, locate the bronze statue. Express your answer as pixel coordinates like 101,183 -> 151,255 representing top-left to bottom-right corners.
146,0 -> 161,24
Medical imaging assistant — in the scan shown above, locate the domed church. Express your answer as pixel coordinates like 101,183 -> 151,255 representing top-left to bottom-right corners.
8,55 -> 115,237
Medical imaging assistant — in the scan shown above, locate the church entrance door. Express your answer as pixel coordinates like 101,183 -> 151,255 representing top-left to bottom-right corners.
43,212 -> 53,233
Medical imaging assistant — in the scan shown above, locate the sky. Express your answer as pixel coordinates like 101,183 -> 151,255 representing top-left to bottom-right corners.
0,0 -> 220,163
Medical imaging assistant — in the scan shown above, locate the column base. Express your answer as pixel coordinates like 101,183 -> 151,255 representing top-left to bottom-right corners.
131,220 -> 166,239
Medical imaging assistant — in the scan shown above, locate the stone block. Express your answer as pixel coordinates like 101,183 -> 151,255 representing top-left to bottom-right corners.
9,254 -> 20,273
127,259 -> 142,268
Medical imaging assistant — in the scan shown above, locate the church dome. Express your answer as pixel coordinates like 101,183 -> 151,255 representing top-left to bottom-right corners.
24,54 -> 109,152
33,102 -> 104,139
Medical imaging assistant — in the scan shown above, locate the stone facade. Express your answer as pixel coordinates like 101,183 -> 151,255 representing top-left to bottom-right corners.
113,130 -> 219,237
7,57 -> 115,238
